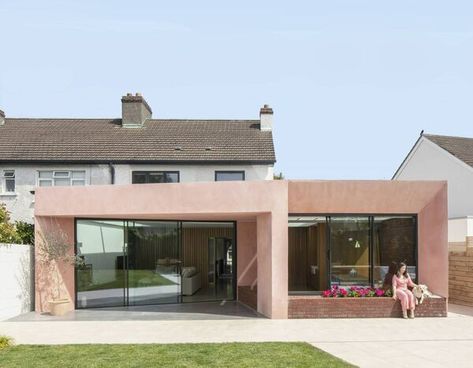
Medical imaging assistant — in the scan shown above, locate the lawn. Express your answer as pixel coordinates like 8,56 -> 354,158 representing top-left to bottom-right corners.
0,342 -> 354,368
78,269 -> 175,292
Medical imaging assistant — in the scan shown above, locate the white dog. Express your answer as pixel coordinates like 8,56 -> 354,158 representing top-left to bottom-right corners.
412,284 -> 432,305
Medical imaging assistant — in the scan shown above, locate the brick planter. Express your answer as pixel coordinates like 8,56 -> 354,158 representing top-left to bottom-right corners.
289,295 -> 447,319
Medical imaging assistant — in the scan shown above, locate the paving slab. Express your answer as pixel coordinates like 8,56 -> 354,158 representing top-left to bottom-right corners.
1,303 -> 473,368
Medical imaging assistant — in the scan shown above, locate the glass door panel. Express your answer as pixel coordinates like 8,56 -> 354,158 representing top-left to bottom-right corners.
126,221 -> 181,306
76,220 -> 126,308
329,216 -> 370,287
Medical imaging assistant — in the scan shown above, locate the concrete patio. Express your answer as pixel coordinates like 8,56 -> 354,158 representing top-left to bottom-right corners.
1,303 -> 473,368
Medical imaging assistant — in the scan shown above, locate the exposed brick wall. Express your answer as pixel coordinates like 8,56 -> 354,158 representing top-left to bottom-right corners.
238,286 -> 257,311
288,296 -> 447,318
449,250 -> 473,307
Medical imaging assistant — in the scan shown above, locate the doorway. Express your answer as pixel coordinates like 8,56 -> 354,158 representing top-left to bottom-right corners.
75,219 -> 235,309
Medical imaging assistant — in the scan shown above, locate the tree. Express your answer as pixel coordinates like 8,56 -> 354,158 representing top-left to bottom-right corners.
0,204 -> 21,244
37,223 -> 83,301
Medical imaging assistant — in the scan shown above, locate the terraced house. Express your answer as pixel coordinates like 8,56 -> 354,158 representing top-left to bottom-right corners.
0,93 -> 275,223
0,94 -> 449,319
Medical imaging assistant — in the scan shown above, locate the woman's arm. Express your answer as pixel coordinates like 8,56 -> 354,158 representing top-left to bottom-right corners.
392,275 -> 397,300
407,274 -> 417,288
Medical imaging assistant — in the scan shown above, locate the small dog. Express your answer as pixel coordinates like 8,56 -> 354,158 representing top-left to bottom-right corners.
412,284 -> 432,305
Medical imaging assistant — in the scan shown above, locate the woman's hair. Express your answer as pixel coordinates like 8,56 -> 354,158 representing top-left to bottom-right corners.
396,262 -> 409,278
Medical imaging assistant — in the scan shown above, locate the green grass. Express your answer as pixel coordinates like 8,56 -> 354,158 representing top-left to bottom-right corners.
0,342 -> 354,368
78,269 -> 175,292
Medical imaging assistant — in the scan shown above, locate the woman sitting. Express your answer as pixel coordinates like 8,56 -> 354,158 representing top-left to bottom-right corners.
392,262 -> 417,319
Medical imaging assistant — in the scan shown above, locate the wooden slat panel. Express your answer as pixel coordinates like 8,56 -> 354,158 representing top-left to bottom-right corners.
182,226 -> 234,289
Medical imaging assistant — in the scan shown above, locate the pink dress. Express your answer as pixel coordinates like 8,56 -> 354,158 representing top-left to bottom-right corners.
392,274 -> 415,313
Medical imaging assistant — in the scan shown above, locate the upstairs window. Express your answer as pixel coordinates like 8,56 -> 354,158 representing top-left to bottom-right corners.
38,170 -> 86,187
2,170 -> 15,193
132,171 -> 180,184
215,171 -> 245,182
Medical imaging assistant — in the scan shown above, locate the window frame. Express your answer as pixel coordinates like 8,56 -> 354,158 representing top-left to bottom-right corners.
214,170 -> 246,182
37,170 -> 87,187
2,170 -> 16,193
131,171 -> 180,184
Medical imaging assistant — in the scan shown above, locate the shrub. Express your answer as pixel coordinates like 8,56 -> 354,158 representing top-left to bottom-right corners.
0,335 -> 14,350
15,221 -> 35,245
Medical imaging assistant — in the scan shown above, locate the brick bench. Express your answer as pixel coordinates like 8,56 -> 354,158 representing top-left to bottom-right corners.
288,295 -> 447,319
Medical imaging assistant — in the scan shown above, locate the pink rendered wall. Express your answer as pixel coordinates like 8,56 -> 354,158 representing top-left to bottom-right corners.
418,185 -> 449,297
35,216 -> 75,313
288,180 -> 449,298
237,220 -> 257,287
34,179 -> 447,318
35,180 -> 289,318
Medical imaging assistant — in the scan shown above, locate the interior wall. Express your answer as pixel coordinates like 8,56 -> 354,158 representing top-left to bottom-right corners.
181,226 -> 234,289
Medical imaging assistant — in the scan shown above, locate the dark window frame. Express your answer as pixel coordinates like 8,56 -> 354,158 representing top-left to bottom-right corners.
288,213 -> 418,295
214,170 -> 245,182
132,171 -> 180,184
74,217 -> 237,309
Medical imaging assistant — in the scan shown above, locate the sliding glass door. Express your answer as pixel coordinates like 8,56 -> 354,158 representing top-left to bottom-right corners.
76,219 -> 236,308
126,221 -> 181,306
76,220 -> 126,308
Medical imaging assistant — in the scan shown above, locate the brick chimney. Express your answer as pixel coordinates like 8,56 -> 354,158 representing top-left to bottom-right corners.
121,93 -> 152,128
0,109 -> 5,126
259,104 -> 273,131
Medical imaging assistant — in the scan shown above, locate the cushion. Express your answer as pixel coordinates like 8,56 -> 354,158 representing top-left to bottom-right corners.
181,266 -> 197,278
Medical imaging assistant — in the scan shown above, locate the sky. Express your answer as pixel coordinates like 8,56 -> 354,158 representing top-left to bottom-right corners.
1,1 -> 472,179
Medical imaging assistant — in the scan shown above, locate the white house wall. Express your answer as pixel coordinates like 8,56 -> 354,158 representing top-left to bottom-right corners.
394,138 -> 473,219
113,164 -> 273,184
0,163 -> 273,223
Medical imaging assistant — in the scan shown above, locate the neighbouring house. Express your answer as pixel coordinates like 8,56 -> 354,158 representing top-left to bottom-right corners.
392,132 -> 473,251
0,94 -> 275,223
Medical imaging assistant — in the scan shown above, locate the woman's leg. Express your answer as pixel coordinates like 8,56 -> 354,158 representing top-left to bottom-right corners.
406,290 -> 416,311
396,290 -> 409,316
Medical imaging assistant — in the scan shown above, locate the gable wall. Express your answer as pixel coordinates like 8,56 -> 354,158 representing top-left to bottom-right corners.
395,138 -> 473,219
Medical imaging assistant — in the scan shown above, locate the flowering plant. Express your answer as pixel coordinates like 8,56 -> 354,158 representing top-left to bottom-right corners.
322,285 -> 387,298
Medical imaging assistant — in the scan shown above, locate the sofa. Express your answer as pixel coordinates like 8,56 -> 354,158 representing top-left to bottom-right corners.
181,267 -> 201,296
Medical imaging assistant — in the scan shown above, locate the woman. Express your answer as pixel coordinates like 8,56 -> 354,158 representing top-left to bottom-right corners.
392,262 -> 417,319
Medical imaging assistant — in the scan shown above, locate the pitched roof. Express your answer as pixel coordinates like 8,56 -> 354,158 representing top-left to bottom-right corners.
0,118 -> 276,164
424,134 -> 473,168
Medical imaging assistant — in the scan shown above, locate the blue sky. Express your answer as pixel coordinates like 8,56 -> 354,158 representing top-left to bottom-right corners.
1,1 -> 472,179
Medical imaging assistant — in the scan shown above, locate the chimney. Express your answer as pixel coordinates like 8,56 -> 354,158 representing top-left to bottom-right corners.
0,109 -> 5,126
121,93 -> 152,128
259,104 -> 273,131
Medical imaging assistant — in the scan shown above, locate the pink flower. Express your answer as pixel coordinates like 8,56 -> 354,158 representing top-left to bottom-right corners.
375,288 -> 384,297
322,290 -> 331,298
339,288 -> 348,297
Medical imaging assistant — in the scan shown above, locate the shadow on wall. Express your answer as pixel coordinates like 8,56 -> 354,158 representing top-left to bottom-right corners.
16,245 -> 35,313
35,217 -> 75,313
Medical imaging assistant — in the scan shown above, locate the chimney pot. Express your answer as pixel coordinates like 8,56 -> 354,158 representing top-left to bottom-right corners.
121,93 -> 152,128
136,92 -> 142,97
259,104 -> 273,131
0,109 -> 5,126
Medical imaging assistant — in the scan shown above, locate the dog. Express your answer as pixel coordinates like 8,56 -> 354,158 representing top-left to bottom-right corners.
412,284 -> 432,305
